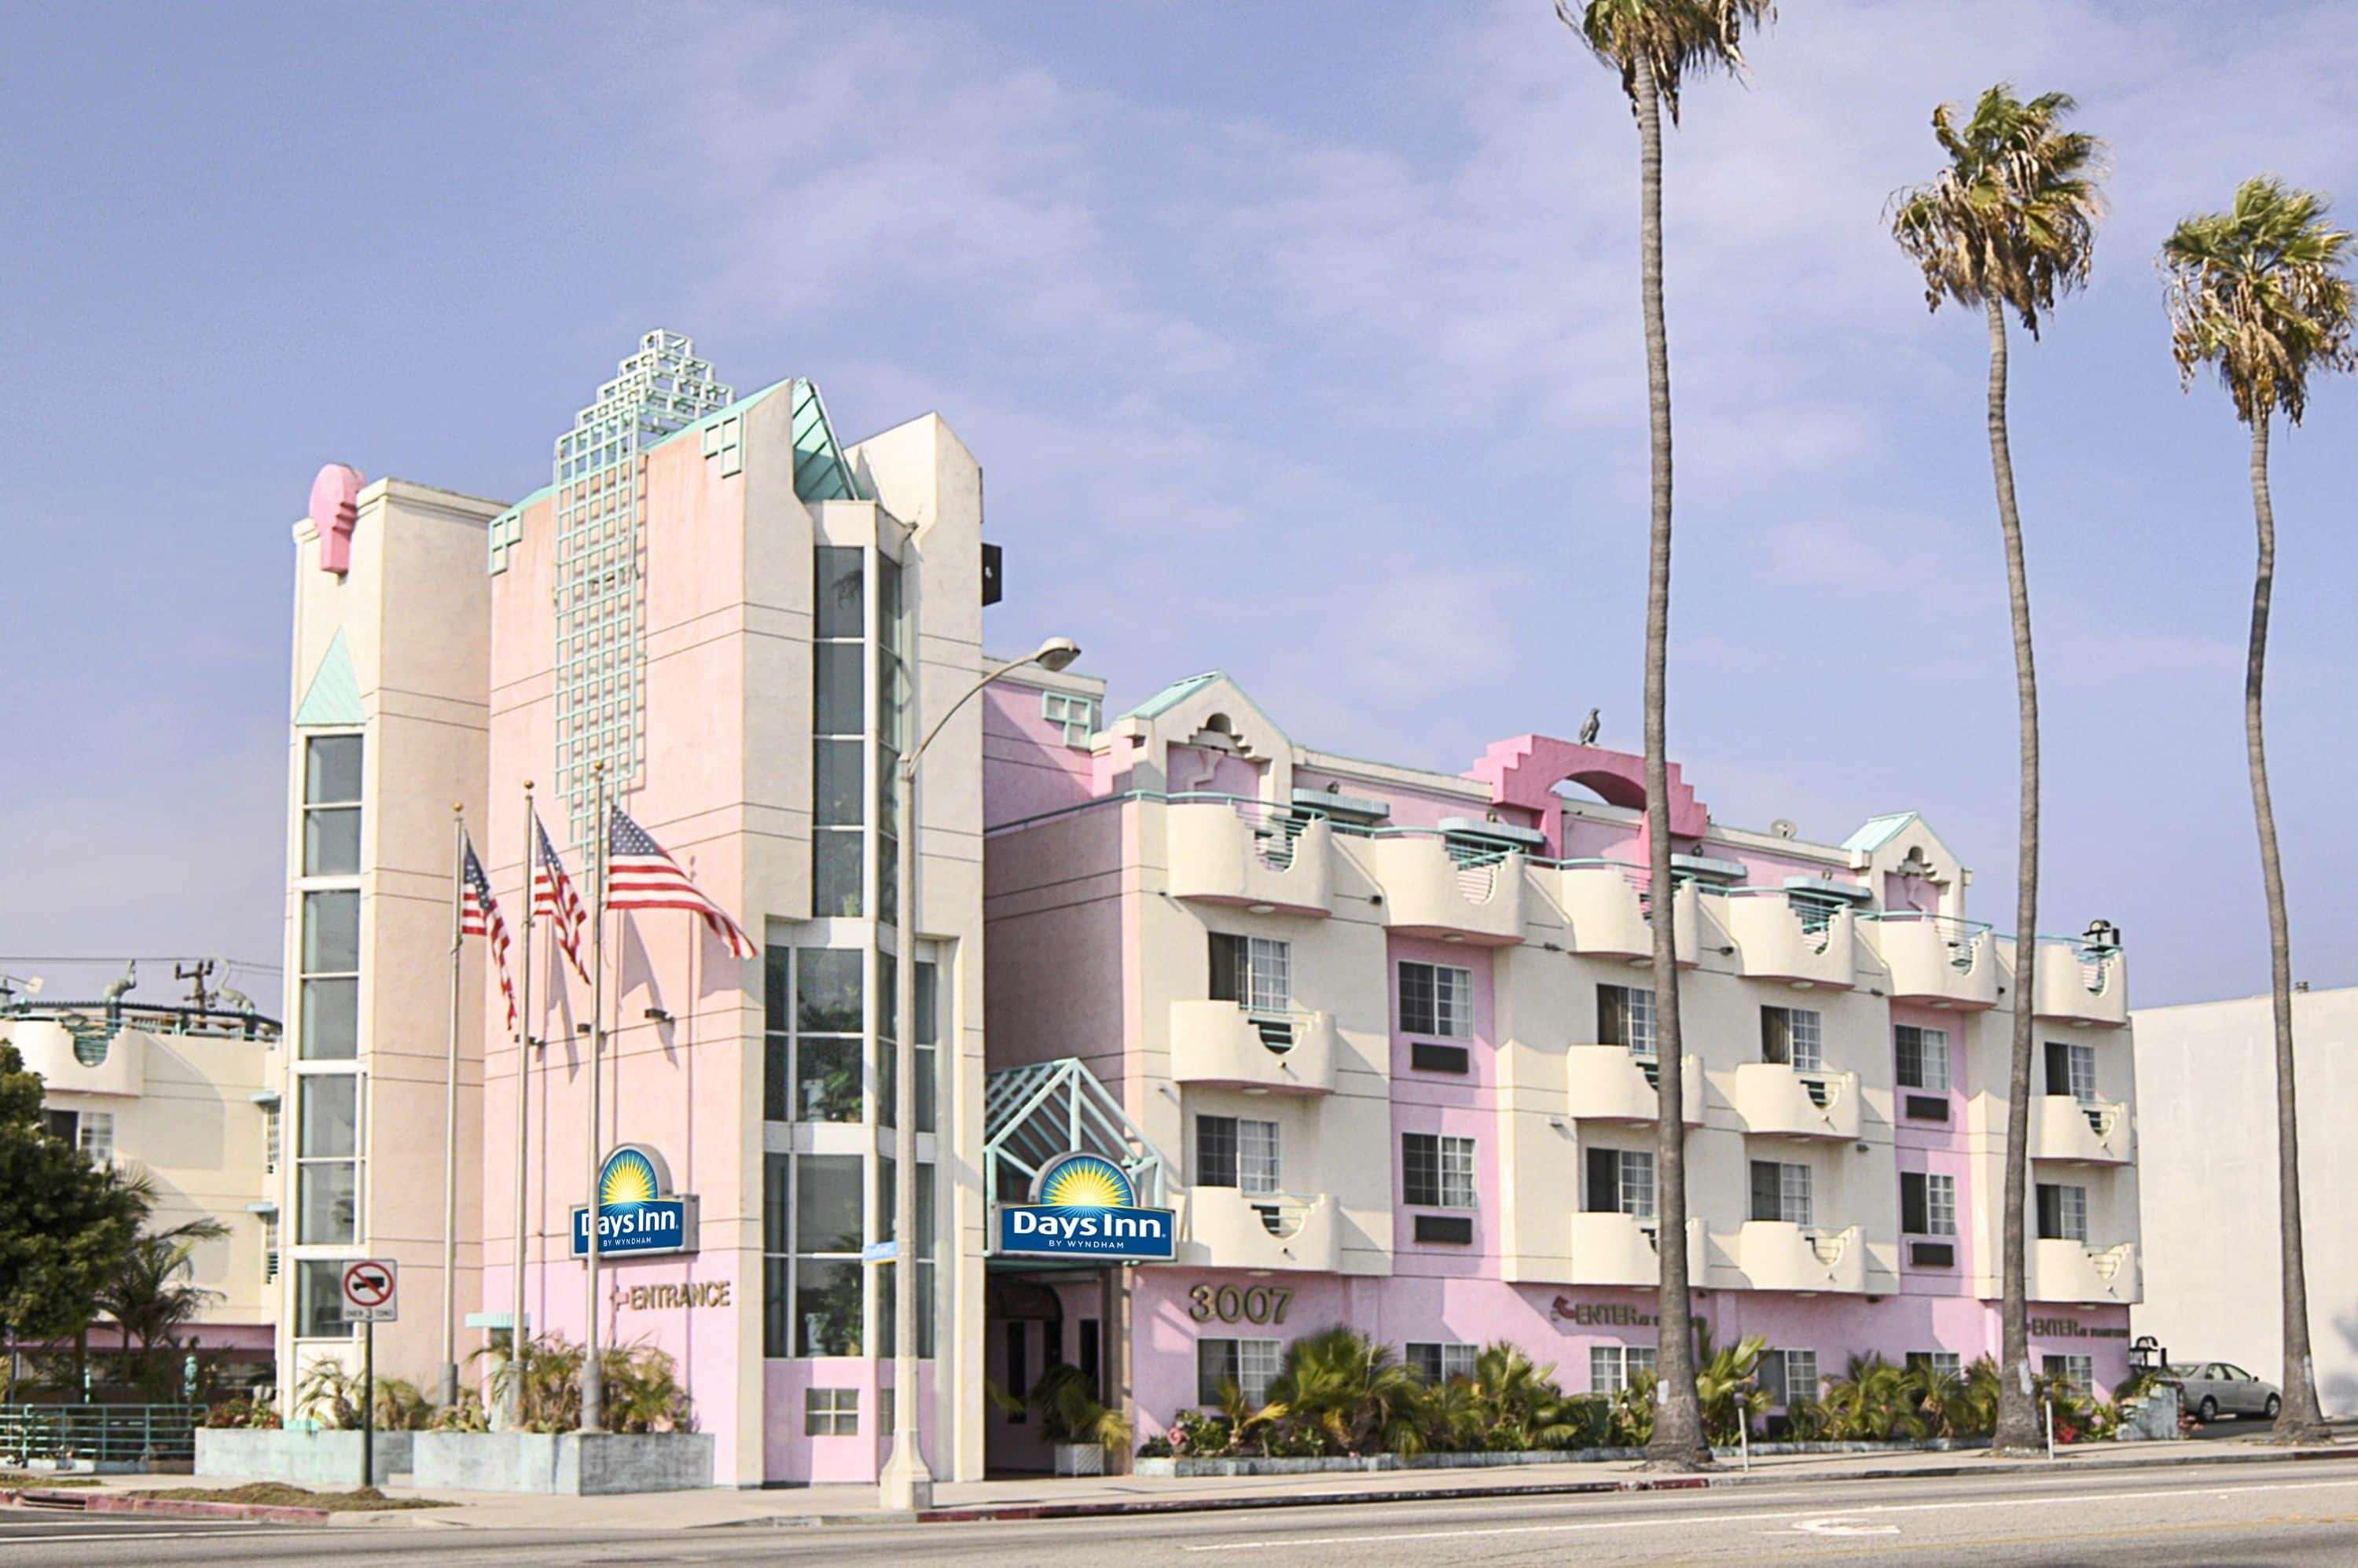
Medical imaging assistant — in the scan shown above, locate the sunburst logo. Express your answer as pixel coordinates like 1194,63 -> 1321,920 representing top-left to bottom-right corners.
600,1147 -> 660,1208
1038,1153 -> 1135,1210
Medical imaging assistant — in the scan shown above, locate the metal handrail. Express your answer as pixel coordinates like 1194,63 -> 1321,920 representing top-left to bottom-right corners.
2,1001 -> 283,1041
0,1403 -> 203,1466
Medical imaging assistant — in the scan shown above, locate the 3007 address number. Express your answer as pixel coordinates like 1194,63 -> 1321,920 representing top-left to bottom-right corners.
1187,1283 -> 1292,1325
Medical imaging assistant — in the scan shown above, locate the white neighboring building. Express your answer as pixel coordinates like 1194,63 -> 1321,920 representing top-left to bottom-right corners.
2133,986 -> 2358,1414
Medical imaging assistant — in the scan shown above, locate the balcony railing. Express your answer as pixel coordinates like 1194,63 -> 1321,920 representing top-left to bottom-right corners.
1716,887 -> 1858,989
1565,1046 -> 1703,1125
1569,1212 -> 1707,1287
1545,863 -> 1699,964
1730,1063 -> 1861,1140
1179,1187 -> 1342,1272
1736,1221 -> 1868,1294
1167,1001 -> 1337,1094
1860,913 -> 1998,1010
2031,1095 -> 2132,1163
2027,938 -> 2129,1027
1164,797 -> 1335,916
1363,833 -> 1526,945
2031,1239 -> 2140,1304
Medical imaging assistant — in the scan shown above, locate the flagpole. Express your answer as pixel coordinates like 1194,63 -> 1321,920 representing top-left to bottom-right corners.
582,764 -> 607,1434
440,805 -> 463,1408
512,782 -> 535,1425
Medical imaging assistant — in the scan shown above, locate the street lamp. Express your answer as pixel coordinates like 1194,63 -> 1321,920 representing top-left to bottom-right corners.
880,635 -> 1080,1511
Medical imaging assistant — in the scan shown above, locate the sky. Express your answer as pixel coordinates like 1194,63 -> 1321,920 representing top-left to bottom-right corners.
3,0 -> 2356,1009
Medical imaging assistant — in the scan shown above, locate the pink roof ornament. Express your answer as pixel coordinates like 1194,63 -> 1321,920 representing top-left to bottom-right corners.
310,463 -> 366,575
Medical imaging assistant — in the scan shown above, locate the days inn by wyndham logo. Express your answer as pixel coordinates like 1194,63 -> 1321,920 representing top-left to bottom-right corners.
997,1153 -> 1175,1261
571,1144 -> 700,1259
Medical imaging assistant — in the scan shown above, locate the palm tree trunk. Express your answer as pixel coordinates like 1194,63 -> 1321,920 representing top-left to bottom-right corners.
1632,50 -> 1706,1471
2245,416 -> 2329,1443
1983,296 -> 2044,1456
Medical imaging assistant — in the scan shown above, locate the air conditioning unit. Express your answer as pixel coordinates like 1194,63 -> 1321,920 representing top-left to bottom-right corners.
1908,1240 -> 1956,1269
1903,1094 -> 1951,1123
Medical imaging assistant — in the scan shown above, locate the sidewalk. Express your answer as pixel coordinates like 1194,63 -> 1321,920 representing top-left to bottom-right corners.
11,1423 -> 2354,1532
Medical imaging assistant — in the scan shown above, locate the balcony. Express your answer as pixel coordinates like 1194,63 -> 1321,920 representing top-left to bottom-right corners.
1179,1187 -> 1342,1272
1737,1221 -> 1868,1294
1863,914 -> 1999,1011
1730,1064 -> 1861,1140
1569,1213 -> 1707,1287
1549,865 -> 1699,964
1168,1001 -> 1337,1095
1368,835 -> 1526,946
2031,1239 -> 2140,1305
2031,1096 -> 2132,1164
1166,800 -> 1334,917
1565,1046 -> 1703,1125
1720,888 -> 1859,989
2031,940 -> 2129,1027
9,1018 -> 144,1098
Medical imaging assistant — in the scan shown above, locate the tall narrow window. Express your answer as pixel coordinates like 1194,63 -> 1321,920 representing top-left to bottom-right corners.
763,946 -> 864,1124
813,545 -> 866,918
296,1075 -> 358,1243
1895,1025 -> 1951,1091
299,890 -> 360,1060
1749,1160 -> 1813,1226
876,552 -> 907,930
1761,1006 -> 1824,1070
295,1259 -> 354,1340
876,1157 -> 937,1357
1597,984 -> 1655,1057
302,735 -> 363,876
1399,962 -> 1473,1038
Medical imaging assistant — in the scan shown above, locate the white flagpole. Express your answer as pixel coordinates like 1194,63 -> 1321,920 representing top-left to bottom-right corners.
582,765 -> 607,1433
439,806 -> 463,1408
512,783 -> 535,1423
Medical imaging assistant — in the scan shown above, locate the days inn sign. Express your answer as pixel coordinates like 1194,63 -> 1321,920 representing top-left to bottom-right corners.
996,1152 -> 1175,1261
571,1144 -> 700,1260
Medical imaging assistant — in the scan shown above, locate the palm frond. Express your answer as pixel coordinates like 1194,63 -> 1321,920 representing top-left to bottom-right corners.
2160,175 -> 2358,425
1559,0 -> 1777,121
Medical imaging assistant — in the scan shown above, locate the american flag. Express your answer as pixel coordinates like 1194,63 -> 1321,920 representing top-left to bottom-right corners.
531,813 -> 590,981
606,806 -> 756,960
460,836 -> 518,1034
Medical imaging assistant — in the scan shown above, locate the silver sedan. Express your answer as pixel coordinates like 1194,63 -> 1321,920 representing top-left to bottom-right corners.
2168,1361 -> 2282,1423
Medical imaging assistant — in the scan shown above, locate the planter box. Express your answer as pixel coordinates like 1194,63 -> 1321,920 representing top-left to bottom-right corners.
196,1428 -> 413,1486
410,1431 -> 713,1495
1133,1438 -> 1990,1478
1052,1441 -> 1108,1477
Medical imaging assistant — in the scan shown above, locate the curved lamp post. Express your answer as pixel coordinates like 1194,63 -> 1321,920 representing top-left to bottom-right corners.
880,636 -> 1080,1511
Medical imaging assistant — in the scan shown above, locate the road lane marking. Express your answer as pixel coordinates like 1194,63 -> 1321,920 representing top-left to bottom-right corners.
1177,1474 -> 2358,1551
1794,1516 -> 1901,1537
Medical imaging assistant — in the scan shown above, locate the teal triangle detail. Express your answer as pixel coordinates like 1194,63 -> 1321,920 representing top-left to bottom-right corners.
295,630 -> 362,727
790,379 -> 864,502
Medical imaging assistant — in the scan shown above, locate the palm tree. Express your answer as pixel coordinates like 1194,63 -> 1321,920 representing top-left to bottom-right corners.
1559,0 -> 1777,1471
1890,86 -> 2103,1456
1262,1326 -> 1425,1456
95,1216 -> 229,1389
2160,178 -> 2357,1445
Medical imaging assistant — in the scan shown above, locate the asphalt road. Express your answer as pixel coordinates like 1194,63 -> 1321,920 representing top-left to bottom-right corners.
6,1458 -> 2358,1566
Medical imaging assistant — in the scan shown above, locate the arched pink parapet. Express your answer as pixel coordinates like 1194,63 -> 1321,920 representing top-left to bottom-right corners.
310,463 -> 366,575
1468,733 -> 1708,858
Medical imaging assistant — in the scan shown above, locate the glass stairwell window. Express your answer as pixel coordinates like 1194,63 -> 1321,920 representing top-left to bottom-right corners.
1210,934 -> 1295,1050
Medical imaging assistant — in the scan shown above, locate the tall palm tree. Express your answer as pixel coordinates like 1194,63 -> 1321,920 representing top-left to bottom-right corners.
1890,85 -> 2103,1456
2159,178 -> 2356,1445
1559,0 -> 1776,1473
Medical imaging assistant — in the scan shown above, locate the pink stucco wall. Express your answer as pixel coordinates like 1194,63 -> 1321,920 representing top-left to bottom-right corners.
984,680 -> 1096,828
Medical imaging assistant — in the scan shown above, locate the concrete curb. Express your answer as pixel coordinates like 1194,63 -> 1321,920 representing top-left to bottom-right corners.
901,1442 -> 2358,1526
0,1485 -> 332,1525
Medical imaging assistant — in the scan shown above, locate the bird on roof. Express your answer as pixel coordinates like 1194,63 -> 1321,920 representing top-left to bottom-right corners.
1577,707 -> 1601,746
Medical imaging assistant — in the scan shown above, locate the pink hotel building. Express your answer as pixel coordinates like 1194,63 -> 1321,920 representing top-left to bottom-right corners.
275,331 -> 2139,1488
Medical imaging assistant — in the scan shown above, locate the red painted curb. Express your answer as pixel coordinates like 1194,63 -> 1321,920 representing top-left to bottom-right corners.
5,1489 -> 329,1525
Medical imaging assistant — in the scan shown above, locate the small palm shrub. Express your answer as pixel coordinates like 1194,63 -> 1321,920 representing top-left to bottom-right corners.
203,1396 -> 280,1430
1027,1365 -> 1133,1456
487,1334 -> 694,1434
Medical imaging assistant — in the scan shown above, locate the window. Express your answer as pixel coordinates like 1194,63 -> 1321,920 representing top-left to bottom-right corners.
1761,1006 -> 1824,1071
1211,935 -> 1293,1015
764,946 -> 865,1123
2044,1353 -> 2095,1390
1198,1338 -> 1283,1405
2045,1041 -> 2097,1103
1406,1343 -> 1478,1384
1399,962 -> 1474,1039
875,950 -> 938,1130
805,1387 -> 860,1436
299,889 -> 360,1059
2036,1182 -> 2088,1243
814,545 -> 866,919
876,1156 -> 937,1357
1402,1133 -> 1476,1208
43,1108 -> 114,1165
1749,1160 -> 1813,1226
1906,1351 -> 1963,1382
1196,1115 -> 1281,1196
1584,1147 -> 1655,1220
1590,1344 -> 1657,1394
1079,1319 -> 1102,1393
876,553 -> 908,931
1042,691 -> 1097,748
263,1102 -> 281,1174
1760,1349 -> 1820,1407
261,1214 -> 280,1284
296,1075 -> 358,1243
302,735 -> 363,876
1895,1025 -> 1951,1092
762,1152 -> 865,1357
1900,1171 -> 1957,1236
295,1258 -> 354,1339
1597,984 -> 1656,1057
